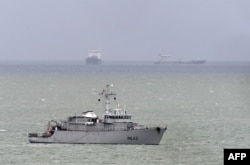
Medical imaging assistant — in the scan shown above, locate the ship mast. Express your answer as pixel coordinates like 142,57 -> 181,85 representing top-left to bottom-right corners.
99,84 -> 116,113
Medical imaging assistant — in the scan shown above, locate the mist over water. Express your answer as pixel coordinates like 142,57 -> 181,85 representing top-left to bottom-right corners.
0,62 -> 250,164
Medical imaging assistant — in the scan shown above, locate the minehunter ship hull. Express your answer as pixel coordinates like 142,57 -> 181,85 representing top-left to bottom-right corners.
28,84 -> 167,145
29,127 -> 166,145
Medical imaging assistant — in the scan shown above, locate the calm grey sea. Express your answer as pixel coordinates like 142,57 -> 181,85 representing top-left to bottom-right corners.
0,62 -> 250,165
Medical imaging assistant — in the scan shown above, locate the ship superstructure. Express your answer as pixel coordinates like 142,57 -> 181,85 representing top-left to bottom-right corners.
28,85 -> 166,145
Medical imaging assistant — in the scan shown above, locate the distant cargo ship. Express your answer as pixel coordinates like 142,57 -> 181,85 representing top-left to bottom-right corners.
189,60 -> 206,64
154,54 -> 206,64
86,50 -> 102,65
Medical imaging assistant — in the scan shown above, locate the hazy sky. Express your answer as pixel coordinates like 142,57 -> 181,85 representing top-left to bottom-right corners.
0,0 -> 250,62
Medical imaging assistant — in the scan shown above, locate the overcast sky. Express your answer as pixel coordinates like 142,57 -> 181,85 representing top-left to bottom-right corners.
0,0 -> 250,62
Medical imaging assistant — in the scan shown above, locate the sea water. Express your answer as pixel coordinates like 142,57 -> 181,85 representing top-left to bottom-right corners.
0,62 -> 250,165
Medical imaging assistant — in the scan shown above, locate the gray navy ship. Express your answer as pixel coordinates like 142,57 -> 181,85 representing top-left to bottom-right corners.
28,84 -> 166,145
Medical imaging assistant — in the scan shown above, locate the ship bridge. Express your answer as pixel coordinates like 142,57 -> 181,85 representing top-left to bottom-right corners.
98,84 -> 133,124
104,108 -> 132,124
